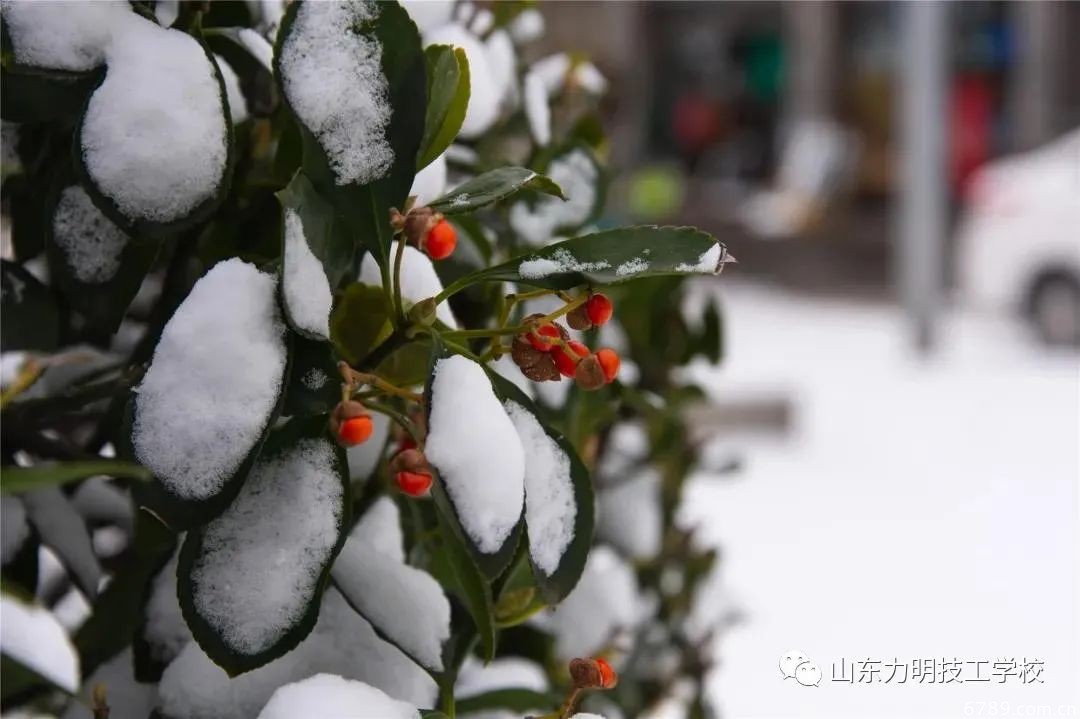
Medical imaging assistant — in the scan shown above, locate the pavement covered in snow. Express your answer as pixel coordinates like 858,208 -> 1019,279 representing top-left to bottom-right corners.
681,281 -> 1079,719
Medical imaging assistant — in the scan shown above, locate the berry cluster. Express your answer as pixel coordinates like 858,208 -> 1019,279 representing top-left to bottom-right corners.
510,294 -> 620,390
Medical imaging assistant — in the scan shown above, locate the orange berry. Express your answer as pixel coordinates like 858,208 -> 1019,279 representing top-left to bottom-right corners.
527,323 -> 561,351
594,657 -> 617,688
338,416 -> 374,446
553,340 -> 589,378
595,348 -> 620,383
585,293 -> 613,326
425,219 -> 456,260
396,470 -> 432,497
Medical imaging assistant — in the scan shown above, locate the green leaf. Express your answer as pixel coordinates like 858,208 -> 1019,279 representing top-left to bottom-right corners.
275,0 -> 426,275
441,226 -> 730,297
418,44 -> 469,170
0,260 -> 59,352
456,688 -> 559,715
428,167 -> 565,215
488,373 -> 595,603
276,170 -> 353,292
1,461 -> 152,495
281,331 -> 341,417
329,283 -> 394,367
177,416 -> 350,676
492,551 -> 546,628
431,504 -> 496,662
424,338 -> 524,580
0,64 -> 103,123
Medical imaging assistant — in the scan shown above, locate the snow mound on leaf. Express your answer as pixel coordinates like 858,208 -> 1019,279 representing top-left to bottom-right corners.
596,468 -> 662,561
504,401 -> 575,576
133,259 -> 286,501
143,547 -> 191,665
189,437 -> 342,656
456,655 -> 548,696
0,594 -> 79,693
279,1 -> 393,187
238,28 -> 274,72
510,149 -> 599,245
332,500 -> 451,671
258,673 -> 419,719
424,23 -> 500,139
0,0 -> 129,71
518,248 -> 609,280
156,590 -> 436,718
524,71 -> 551,146
81,14 -> 228,223
346,412 -> 392,484
215,54 -> 249,124
410,153 -> 447,206
52,186 -> 129,284
425,355 -> 525,554
402,1 -> 454,33
675,243 -> 723,273
282,208 -> 331,339
359,245 -> 459,328
348,496 -> 404,563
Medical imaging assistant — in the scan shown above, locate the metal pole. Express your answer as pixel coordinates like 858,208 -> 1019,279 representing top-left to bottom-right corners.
897,1 -> 947,353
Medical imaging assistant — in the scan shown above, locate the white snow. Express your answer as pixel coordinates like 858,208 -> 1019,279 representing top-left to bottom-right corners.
410,152 -> 447,206
1,495 -> 29,565
282,208 -> 332,339
510,150 -> 598,245
535,546 -> 649,660
518,248 -> 610,280
509,9 -> 545,44
154,0 -> 178,27
359,244 -> 459,328
53,587 -> 91,632
0,0 -> 129,71
523,72 -> 551,147
573,62 -> 608,95
424,23 -> 500,139
504,401 -> 575,576
258,673 -> 419,719
238,27 -> 274,72
133,259 -> 286,501
332,529 -> 451,671
279,1 -> 393,186
81,14 -> 228,223
91,526 -> 128,558
425,355 -> 525,553
144,547 -> 192,665
70,477 -> 133,534
189,437 -> 342,656
401,1 -> 454,33
61,649 -> 157,719
489,354 -> 535,399
674,244 -> 722,273
485,30 -> 517,108
156,589 -> 437,718
52,186 -> 128,284
346,412 -> 392,483
0,594 -> 80,693
301,368 -> 328,391
615,256 -> 650,277
456,655 -> 549,698
215,54 -> 250,124
347,497 -> 404,563
529,53 -> 571,96
596,468 -> 662,561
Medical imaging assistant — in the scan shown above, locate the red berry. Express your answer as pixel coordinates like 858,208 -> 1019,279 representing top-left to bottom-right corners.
338,416 -> 374,446
527,323 -> 561,351
594,657 -> 617,688
425,219 -> 456,260
553,340 -> 589,378
585,293 -> 613,326
396,470 -> 432,497
595,348 -> 620,383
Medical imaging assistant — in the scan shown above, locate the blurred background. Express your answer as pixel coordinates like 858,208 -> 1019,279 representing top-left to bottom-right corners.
537,2 -> 1079,717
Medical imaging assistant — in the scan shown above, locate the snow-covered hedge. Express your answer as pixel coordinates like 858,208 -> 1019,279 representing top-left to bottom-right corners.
1,2 -> 731,717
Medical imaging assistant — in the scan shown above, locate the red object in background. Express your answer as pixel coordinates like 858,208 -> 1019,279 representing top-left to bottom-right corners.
950,75 -> 993,197
672,92 -> 722,156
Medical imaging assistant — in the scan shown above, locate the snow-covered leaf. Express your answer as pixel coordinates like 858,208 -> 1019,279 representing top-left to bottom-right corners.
489,374 -> 594,603
440,226 -> 730,297
418,44 -> 469,171
74,14 -> 234,236
257,673 -> 420,719
276,0 -> 426,275
596,469 -> 662,561
1,461 -> 151,495
359,244 -> 460,329
430,502 -> 495,662
428,167 -> 565,216
424,347 -> 525,579
177,417 -> 349,676
508,146 -> 603,244
456,688 -> 557,716
332,498 -> 452,673
1,260 -> 59,352
130,258 -> 288,527
423,24 -> 498,140
1,593 -> 80,695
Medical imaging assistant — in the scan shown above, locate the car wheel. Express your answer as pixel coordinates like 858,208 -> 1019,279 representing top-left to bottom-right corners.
1029,273 -> 1080,346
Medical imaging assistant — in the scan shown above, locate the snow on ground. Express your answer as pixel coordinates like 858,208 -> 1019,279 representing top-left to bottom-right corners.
680,281 -> 1080,719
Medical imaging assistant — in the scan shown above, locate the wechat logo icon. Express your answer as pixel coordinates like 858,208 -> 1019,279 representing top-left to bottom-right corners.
780,649 -> 821,686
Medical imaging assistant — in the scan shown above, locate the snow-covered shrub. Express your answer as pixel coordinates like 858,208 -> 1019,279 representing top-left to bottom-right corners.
1,2 -> 731,717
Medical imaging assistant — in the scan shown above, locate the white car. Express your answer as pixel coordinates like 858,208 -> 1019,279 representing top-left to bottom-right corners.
956,129 -> 1080,345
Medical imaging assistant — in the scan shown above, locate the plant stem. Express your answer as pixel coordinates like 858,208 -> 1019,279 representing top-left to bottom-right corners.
340,364 -> 423,403
392,236 -> 407,323
358,327 -> 409,371
360,400 -> 422,446
439,682 -> 456,718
